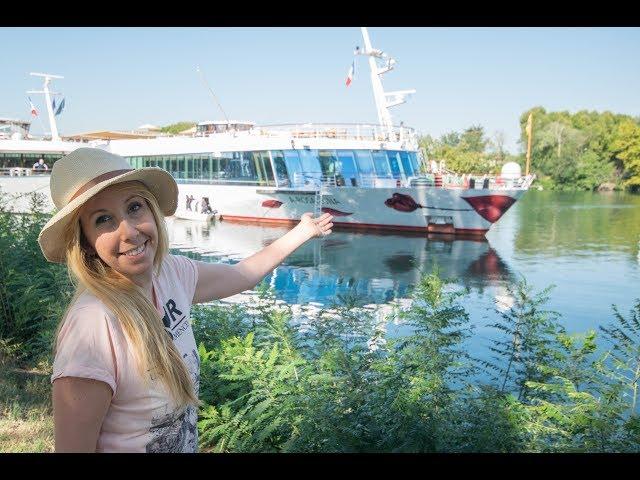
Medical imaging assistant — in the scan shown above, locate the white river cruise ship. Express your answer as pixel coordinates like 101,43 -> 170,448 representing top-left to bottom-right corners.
0,28 -> 533,236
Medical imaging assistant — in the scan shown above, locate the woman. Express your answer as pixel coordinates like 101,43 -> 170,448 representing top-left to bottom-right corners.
39,148 -> 333,453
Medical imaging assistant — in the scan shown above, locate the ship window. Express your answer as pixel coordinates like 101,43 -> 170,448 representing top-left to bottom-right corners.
318,150 -> 338,176
168,157 -> 178,175
336,151 -> 358,186
271,151 -> 290,187
202,156 -> 211,180
252,151 -> 274,185
195,155 -> 204,179
209,155 -> 224,179
298,149 -> 322,185
240,152 -> 257,180
177,156 -> 186,179
386,151 -> 403,178
372,150 -> 392,177
219,157 -> 237,179
409,152 -> 420,173
214,151 -> 262,184
399,151 -> 414,176
354,150 -> 374,176
283,150 -> 303,186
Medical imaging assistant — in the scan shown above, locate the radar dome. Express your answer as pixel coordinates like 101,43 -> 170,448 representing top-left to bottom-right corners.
501,162 -> 522,179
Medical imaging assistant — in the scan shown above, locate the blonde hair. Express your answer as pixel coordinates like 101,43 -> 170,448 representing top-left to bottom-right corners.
54,181 -> 199,408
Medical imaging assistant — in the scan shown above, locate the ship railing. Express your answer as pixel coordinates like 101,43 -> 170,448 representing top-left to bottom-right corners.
358,174 -> 400,188
0,167 -> 52,177
254,123 -> 418,144
321,175 -> 337,187
174,178 -> 277,186
410,173 -> 536,190
290,172 -> 407,189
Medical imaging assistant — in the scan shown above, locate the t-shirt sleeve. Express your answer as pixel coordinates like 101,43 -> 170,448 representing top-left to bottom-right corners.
51,305 -> 119,396
170,254 -> 200,304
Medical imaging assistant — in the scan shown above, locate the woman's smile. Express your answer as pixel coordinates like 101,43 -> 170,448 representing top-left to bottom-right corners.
120,239 -> 150,257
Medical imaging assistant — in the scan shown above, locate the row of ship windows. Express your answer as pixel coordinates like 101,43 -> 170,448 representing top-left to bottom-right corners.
0,153 -> 65,169
126,149 -> 421,186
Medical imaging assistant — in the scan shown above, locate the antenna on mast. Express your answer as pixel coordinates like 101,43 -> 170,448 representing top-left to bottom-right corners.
196,66 -> 230,125
356,28 -> 416,138
27,72 -> 64,141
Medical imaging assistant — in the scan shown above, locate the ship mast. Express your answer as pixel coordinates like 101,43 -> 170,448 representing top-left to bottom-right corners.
358,28 -> 416,138
27,72 -> 63,141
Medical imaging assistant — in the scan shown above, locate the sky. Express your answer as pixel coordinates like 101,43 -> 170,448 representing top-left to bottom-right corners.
2,27 -> 640,154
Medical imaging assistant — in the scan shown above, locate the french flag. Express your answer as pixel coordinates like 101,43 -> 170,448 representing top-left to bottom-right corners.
345,60 -> 355,87
28,97 -> 38,117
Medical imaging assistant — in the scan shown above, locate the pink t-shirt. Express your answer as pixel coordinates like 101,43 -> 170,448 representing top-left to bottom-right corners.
51,253 -> 201,453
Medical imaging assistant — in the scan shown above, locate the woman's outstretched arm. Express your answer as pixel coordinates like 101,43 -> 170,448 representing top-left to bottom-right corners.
193,212 -> 333,303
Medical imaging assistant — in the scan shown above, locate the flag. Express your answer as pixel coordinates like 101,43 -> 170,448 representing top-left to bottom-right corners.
525,112 -> 533,137
27,97 -> 38,117
55,98 -> 65,116
345,60 -> 355,87
52,98 -> 56,112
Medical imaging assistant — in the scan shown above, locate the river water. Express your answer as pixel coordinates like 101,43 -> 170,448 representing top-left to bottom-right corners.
169,191 -> 640,351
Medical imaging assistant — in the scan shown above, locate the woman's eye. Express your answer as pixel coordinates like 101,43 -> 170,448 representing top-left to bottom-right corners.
96,215 -> 110,225
129,201 -> 143,213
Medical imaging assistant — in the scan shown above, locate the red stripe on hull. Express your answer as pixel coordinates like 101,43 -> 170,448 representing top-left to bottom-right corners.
219,215 -> 489,237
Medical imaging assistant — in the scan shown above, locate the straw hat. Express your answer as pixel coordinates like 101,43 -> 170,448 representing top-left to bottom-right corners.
38,147 -> 178,263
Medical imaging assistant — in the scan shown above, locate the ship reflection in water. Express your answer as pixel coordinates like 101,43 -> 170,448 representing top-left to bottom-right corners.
167,218 -> 515,307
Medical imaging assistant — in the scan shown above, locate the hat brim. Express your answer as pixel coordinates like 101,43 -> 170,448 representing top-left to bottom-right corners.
38,167 -> 178,263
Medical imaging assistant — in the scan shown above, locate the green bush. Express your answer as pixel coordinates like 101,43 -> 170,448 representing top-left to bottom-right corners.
194,275 -> 640,452
0,191 -> 72,367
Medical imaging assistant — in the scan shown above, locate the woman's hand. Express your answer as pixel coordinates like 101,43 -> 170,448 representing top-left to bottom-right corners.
298,212 -> 334,239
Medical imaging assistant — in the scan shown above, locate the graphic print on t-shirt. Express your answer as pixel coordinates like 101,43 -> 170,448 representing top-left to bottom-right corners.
161,298 -> 189,341
145,349 -> 200,453
146,403 -> 198,453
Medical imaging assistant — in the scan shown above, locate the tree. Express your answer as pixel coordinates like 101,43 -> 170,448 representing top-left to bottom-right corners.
488,130 -> 507,167
611,120 -> 640,192
459,125 -> 487,153
161,121 -> 197,135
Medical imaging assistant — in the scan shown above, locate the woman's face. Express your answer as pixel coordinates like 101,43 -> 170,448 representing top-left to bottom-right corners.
79,184 -> 158,287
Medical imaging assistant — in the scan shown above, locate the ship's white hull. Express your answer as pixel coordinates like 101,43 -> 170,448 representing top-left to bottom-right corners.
0,176 -> 523,235
176,183 -> 523,235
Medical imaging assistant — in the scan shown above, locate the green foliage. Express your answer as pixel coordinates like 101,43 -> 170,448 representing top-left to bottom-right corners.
0,191 -> 72,366
611,120 -> 640,192
418,107 -> 640,192
160,122 -> 196,135
518,107 -> 638,192
599,301 -> 640,415
420,127 -> 502,175
484,278 -> 561,400
195,271 -> 640,452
